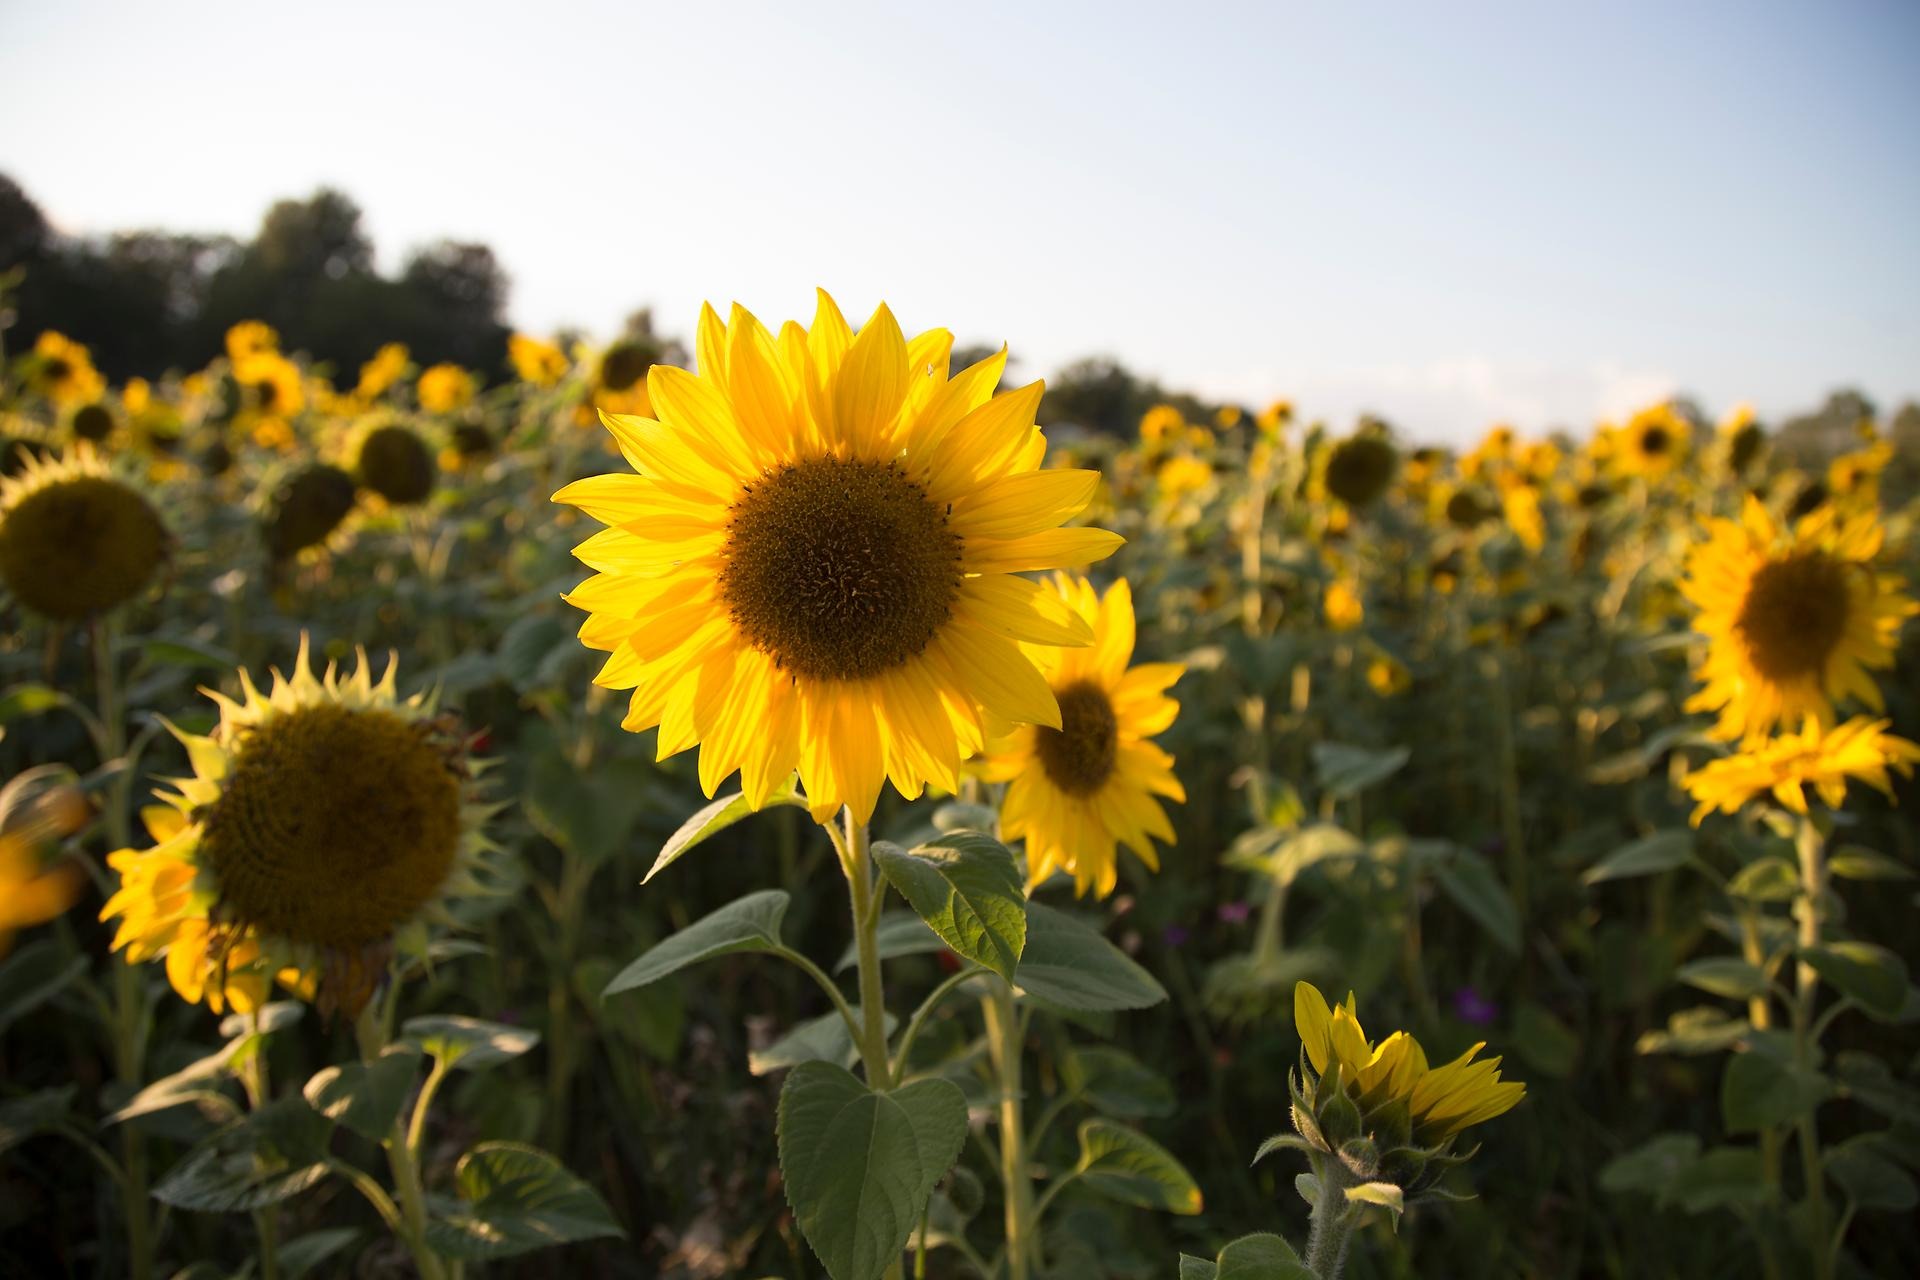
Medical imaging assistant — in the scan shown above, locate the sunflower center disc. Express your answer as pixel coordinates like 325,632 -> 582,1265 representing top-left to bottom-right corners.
0,475 -> 166,620
1639,426 -> 1672,456
720,456 -> 962,681
200,704 -> 461,949
1737,551 -> 1851,680
1035,681 -> 1119,795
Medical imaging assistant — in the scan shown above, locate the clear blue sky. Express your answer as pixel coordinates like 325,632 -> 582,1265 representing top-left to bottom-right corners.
2,0 -> 1915,443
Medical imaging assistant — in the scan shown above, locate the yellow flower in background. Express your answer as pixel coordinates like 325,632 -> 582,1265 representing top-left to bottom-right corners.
1256,398 -> 1292,437
225,320 -> 280,363
121,378 -> 152,417
355,343 -> 411,400
1615,403 -> 1689,478
27,332 -> 105,406
1214,404 -> 1243,430
1366,652 -> 1411,697
1462,425 -> 1515,481
0,779 -> 90,958
1325,577 -> 1364,632
579,339 -> 658,424
509,333 -> 570,387
554,291 -> 1120,825
1501,479 -> 1545,552
1322,432 -> 1398,508
1155,452 -> 1214,505
100,638 -> 503,1017
1683,717 -> 1920,824
976,576 -> 1184,897
1827,440 -> 1894,504
1718,403 -> 1766,476
236,351 -> 306,426
1140,403 -> 1185,449
0,445 -> 169,621
1682,496 -> 1916,742
418,363 -> 476,414
1295,982 -> 1525,1144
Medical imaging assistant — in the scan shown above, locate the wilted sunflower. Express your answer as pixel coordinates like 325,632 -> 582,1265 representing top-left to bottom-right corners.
1683,716 -> 1920,824
1615,403 -> 1689,478
509,333 -> 569,387
101,639 -> 502,1016
418,364 -> 476,414
1323,432 -> 1398,508
1294,981 -> 1525,1146
975,576 -> 1183,897
264,463 -> 358,560
0,446 -> 169,620
554,291 -> 1121,823
1682,496 -> 1916,741
355,423 -> 436,505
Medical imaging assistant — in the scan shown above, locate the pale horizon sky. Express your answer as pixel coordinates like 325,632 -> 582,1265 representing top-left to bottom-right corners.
2,0 -> 1916,445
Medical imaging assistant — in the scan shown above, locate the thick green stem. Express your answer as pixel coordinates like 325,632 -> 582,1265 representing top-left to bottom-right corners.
239,1013 -> 281,1280
1792,817 -> 1832,1279
843,810 -> 893,1091
357,1003 -> 447,1280
1251,877 -> 1288,965
1303,1155 -> 1358,1279
983,981 -> 1036,1280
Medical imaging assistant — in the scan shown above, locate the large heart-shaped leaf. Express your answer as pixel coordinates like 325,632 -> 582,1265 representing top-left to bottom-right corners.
153,1096 -> 333,1212
1215,1232 -> 1314,1279
777,1061 -> 969,1280
604,889 -> 790,996
425,1141 -> 625,1259
1073,1119 -> 1203,1214
1801,942 -> 1908,1018
1014,903 -> 1165,1012
303,1045 -> 423,1141
873,834 -> 1026,983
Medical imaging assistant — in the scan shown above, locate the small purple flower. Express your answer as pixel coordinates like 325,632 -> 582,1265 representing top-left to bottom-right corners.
1217,900 -> 1253,925
1162,925 -> 1192,948
1452,986 -> 1498,1027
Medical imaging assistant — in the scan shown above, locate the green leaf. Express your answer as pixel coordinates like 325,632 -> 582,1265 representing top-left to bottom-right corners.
105,1041 -> 249,1126
496,613 -> 571,692
1598,1133 -> 1700,1200
1511,1002 -> 1579,1079
277,1227 -> 361,1279
1073,1119 -> 1204,1214
873,834 -> 1026,983
1311,742 -> 1410,798
835,912 -> 946,972
142,636 -> 240,671
402,1015 -> 540,1073
1062,1046 -> 1175,1118
424,1141 -> 625,1259
1432,849 -> 1520,954
1826,1135 -> 1920,1213
931,801 -> 999,834
1014,903 -> 1166,1012
604,890 -> 790,996
748,1007 -> 895,1077
0,1086 -> 74,1156
1583,830 -> 1694,885
1801,942 -> 1908,1018
1721,1045 -> 1830,1133
644,785 -> 806,883
525,751 -> 653,866
1251,1133 -> 1315,1165
302,1046 -> 422,1142
152,1096 -> 333,1212
1666,1146 -> 1768,1215
1636,1007 -> 1751,1056
217,1001 -> 304,1040
1727,856 -> 1799,902
0,683 -> 65,724
1179,1256 -> 1218,1280
1214,1233 -> 1313,1280
777,1061 -> 969,1280
1828,847 -> 1914,881
0,938 -> 87,1035
1676,958 -> 1770,1002
1344,1180 -> 1405,1220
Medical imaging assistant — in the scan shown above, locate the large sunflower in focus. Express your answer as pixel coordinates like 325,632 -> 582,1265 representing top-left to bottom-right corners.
554,292 -> 1122,824
1682,496 -> 1916,741
975,576 -> 1184,897
102,639 -> 502,1016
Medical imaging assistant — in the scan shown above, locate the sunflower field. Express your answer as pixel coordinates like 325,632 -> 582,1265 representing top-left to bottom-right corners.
1,295 -> 1917,1280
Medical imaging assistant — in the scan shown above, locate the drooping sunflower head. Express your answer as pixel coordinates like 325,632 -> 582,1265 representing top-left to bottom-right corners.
975,575 -> 1183,897
355,423 -> 436,506
0,446 -> 169,621
554,291 -> 1122,824
1323,432 -> 1398,508
1682,496 -> 1918,741
264,463 -> 359,560
100,638 -> 504,1017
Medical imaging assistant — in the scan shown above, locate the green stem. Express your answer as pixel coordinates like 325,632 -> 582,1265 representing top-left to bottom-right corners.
1739,910 -> 1786,1280
357,1002 -> 448,1280
1251,876 -> 1288,965
843,809 -> 892,1091
1792,816 -> 1832,1279
94,617 -> 153,1280
239,1012 -> 280,1280
983,980 -> 1037,1280
1303,1154 -> 1359,1279
891,965 -> 981,1079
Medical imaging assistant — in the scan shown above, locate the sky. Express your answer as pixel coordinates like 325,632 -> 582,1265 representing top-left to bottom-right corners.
2,0 -> 1916,445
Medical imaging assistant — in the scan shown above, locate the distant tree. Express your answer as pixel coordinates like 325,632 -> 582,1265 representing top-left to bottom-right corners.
1041,356 -> 1148,435
1775,389 -> 1876,467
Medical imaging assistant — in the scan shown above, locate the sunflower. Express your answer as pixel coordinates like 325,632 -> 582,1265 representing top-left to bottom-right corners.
0,445 -> 169,620
577,340 -> 657,424
1139,404 -> 1185,450
0,777 -> 89,958
225,320 -> 280,364
355,343 -> 411,401
264,463 -> 358,560
235,351 -> 307,435
1682,716 -> 1920,824
1255,399 -> 1292,438
974,576 -> 1183,897
101,639 -> 503,1016
553,291 -> 1121,824
355,423 -> 436,505
417,363 -> 476,414
1323,432 -> 1398,508
509,333 -> 570,387
1325,576 -> 1364,632
26,332 -> 105,406
1682,496 -> 1916,741
1615,403 -> 1689,478
1294,982 -> 1525,1145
